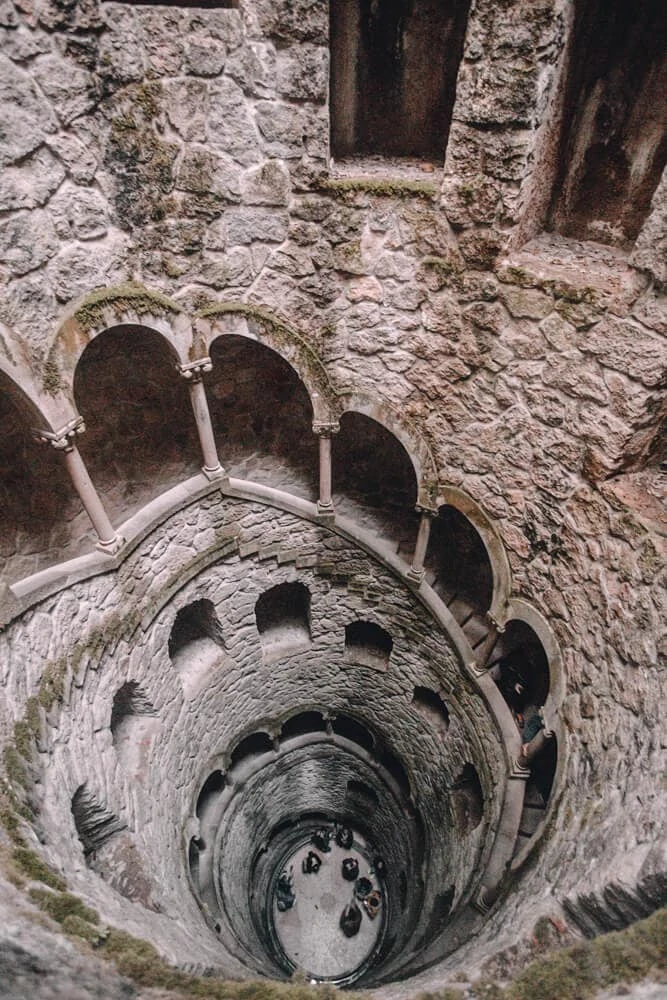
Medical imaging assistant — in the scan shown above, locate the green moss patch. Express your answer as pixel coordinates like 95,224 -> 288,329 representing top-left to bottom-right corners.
12,846 -> 66,891
317,177 -> 437,200
503,908 -> 666,1000
196,301 -> 337,407
73,282 -> 182,333
29,887 -> 100,926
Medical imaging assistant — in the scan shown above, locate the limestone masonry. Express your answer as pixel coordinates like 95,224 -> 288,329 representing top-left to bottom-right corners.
0,1 -> 664,997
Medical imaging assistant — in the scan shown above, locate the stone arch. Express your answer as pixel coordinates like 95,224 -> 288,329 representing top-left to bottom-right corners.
206,333 -> 319,500
339,392 -> 439,507
72,321 -> 201,524
194,304 -> 337,426
435,485 -> 512,618
47,283 -> 192,399
503,598 -> 565,721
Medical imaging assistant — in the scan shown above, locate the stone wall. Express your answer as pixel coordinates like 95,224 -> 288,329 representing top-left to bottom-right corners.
0,0 -> 664,991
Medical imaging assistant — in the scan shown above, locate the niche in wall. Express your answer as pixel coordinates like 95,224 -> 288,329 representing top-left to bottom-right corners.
344,620 -> 393,670
411,686 -> 450,736
255,581 -> 312,659
330,0 -> 472,161
169,598 -> 226,697
450,762 -> 483,833
110,681 -> 159,772
71,784 -> 127,862
549,0 -> 667,246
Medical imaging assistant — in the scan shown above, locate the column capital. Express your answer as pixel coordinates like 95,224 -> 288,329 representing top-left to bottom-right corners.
178,357 -> 213,381
312,420 -> 340,437
33,416 -> 85,451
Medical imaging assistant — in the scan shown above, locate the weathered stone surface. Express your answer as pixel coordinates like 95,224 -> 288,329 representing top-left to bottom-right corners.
49,184 -> 108,240
631,168 -> 667,288
32,54 -> 95,124
0,209 -> 58,275
0,146 -> 65,211
164,78 -> 208,141
46,235 -> 128,301
581,318 -> 666,388
207,76 -> 262,165
240,159 -> 291,206
176,147 -> 240,203
0,54 -> 58,165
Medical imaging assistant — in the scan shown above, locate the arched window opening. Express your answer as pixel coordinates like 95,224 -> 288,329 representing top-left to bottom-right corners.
230,732 -> 274,769
196,770 -> 225,819
331,714 -> 375,753
280,711 -> 327,741
425,506 -> 494,621
255,581 -> 312,658
549,0 -> 667,246
169,599 -> 225,697
110,681 -> 159,770
330,0 -> 472,162
73,325 -> 200,524
71,784 -> 126,862
208,336 -> 317,500
450,763 -> 484,833
333,411 -> 419,549
344,620 -> 393,670
489,620 -> 550,718
412,686 -> 450,735
0,382 -> 81,584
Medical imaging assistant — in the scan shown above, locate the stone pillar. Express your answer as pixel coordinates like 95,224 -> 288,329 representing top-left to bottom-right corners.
34,417 -> 123,555
407,508 -> 435,583
179,359 -> 225,480
313,421 -> 339,517
471,613 -> 506,675
514,726 -> 555,774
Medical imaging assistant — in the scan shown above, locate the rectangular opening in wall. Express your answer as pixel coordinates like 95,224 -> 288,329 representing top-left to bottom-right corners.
549,0 -> 667,247
330,0 -> 471,164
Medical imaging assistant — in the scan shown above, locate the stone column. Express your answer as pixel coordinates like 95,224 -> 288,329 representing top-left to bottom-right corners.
407,508 -> 435,583
34,417 -> 123,554
179,359 -> 225,481
313,421 -> 339,517
471,613 -> 506,675
514,726 -> 555,774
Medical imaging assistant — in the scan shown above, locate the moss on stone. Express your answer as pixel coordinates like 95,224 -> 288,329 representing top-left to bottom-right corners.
62,913 -> 107,946
3,744 -> 29,788
196,301 -> 337,406
29,887 -> 100,926
503,907 -> 666,1000
41,358 -> 63,396
421,255 -> 463,277
318,177 -> 437,201
12,846 -> 66,891
38,659 -> 67,710
73,282 -> 182,333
